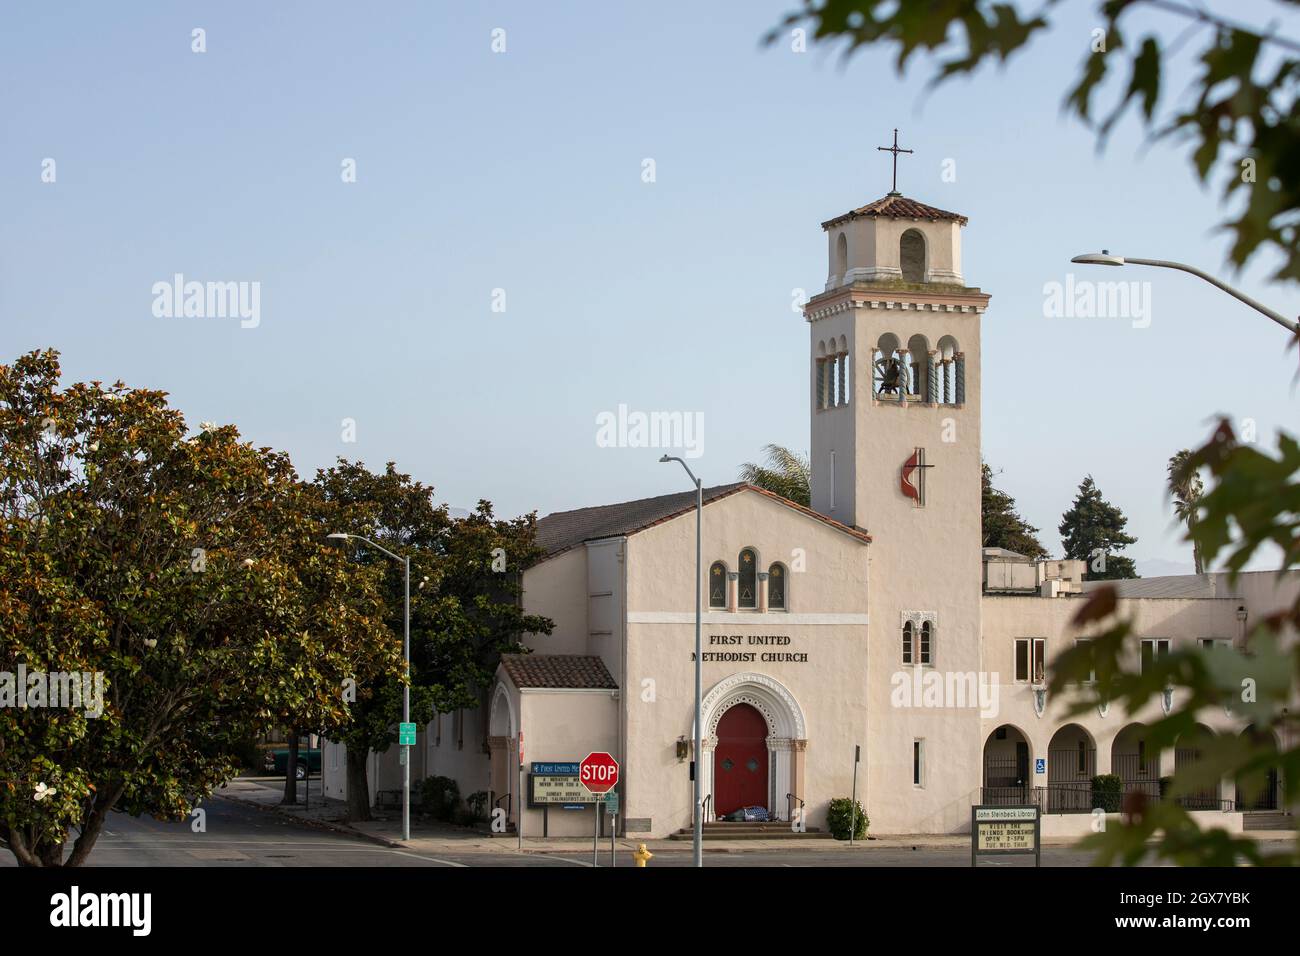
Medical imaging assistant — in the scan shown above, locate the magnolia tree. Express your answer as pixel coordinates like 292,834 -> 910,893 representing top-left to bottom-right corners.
0,350 -> 401,866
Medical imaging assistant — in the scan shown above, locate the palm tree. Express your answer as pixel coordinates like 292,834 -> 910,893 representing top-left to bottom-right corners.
738,444 -> 810,506
1167,448 -> 1205,574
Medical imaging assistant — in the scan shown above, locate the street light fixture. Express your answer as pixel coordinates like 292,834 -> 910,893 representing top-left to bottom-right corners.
328,531 -> 412,842
1070,250 -> 1299,334
660,454 -> 703,868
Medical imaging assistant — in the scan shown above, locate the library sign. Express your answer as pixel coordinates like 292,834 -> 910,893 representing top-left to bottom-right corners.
690,635 -> 809,664
970,805 -> 1040,867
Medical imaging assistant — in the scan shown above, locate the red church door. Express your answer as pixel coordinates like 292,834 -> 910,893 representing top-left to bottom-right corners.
713,703 -> 769,817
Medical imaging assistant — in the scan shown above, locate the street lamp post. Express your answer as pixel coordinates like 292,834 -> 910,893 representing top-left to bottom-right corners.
327,532 -> 412,843
1070,251 -> 1299,334
659,455 -> 703,868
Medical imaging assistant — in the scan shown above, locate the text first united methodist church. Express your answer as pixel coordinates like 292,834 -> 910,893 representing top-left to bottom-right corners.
324,188 -> 1297,839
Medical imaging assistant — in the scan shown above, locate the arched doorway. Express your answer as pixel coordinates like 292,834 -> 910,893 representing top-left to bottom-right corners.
1047,724 -> 1096,812
1236,725 -> 1280,812
1111,722 -> 1159,802
714,703 -> 769,816
1175,724 -> 1219,810
698,672 -> 807,824
983,725 -> 1032,805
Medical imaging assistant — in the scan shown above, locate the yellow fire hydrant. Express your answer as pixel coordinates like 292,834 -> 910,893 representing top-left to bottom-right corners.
633,843 -> 654,867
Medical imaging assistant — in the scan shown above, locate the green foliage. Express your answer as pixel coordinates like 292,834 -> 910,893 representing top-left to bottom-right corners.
1049,420 -> 1300,865
1167,449 -> 1205,574
465,790 -> 489,823
315,461 -> 553,820
826,797 -> 868,840
0,350 -> 399,866
418,775 -> 461,820
1058,475 -> 1138,579
739,444 -> 811,506
982,462 -> 1047,558
768,0 -> 1300,282
1091,774 -> 1122,812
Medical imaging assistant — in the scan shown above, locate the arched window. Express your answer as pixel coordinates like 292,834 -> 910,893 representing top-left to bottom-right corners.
768,563 -> 787,610
902,621 -> 914,665
708,561 -> 727,609
920,621 -> 933,665
900,229 -> 926,282
836,231 -> 848,279
738,549 -> 757,609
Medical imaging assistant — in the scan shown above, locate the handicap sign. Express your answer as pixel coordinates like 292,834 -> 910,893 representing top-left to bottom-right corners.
1034,758 -> 1046,775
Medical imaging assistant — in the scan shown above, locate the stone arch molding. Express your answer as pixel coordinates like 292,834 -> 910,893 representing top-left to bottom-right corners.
697,671 -> 807,741
489,681 -> 516,737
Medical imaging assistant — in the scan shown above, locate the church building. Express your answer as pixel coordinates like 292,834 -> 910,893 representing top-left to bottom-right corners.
324,185 -> 1296,839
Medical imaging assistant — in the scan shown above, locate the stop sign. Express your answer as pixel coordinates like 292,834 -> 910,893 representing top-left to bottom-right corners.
579,752 -> 619,794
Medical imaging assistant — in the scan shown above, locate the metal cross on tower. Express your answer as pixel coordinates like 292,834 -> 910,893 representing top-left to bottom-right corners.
877,128 -> 913,196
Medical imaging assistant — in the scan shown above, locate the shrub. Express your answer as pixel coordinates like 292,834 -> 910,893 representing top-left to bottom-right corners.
466,790 -> 489,824
1091,774 -> 1122,812
418,776 -> 461,820
826,798 -> 868,840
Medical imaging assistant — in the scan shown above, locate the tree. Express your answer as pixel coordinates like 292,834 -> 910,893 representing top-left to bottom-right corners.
1059,475 -> 1139,579
1050,421 -> 1300,865
768,0 -> 1300,281
981,462 -> 1048,558
314,461 -> 553,822
738,444 -> 811,506
0,350 -> 398,866
1167,448 -> 1205,574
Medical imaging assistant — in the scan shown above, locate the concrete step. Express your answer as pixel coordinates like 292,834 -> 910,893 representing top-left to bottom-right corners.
671,825 -> 832,841
1243,811 -> 1294,831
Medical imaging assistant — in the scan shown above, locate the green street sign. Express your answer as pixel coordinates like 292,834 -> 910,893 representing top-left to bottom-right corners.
398,722 -> 417,746
604,792 -> 619,816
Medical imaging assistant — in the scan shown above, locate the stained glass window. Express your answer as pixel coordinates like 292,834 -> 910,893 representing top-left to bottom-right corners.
768,563 -> 786,610
738,549 -> 757,609
709,561 -> 726,608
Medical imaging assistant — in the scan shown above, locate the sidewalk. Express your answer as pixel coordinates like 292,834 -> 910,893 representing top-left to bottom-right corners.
217,779 -> 1297,855
217,778 -> 971,853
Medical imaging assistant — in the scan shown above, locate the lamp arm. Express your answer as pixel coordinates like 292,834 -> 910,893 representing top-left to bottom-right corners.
1124,257 -> 1298,334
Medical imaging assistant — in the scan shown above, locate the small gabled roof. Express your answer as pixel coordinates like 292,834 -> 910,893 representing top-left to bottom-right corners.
534,483 -> 870,558
822,193 -> 968,230
500,654 -> 618,690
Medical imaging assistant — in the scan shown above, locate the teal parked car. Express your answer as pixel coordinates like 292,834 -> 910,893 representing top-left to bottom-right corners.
262,746 -> 322,780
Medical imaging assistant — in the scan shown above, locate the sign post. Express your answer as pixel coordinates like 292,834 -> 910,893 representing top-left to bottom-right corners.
517,731 -> 524,851
970,805 -> 1041,867
604,791 -> 620,866
849,744 -> 861,846
579,752 -> 620,869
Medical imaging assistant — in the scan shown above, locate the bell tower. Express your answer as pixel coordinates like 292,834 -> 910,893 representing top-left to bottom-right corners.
804,184 -> 990,833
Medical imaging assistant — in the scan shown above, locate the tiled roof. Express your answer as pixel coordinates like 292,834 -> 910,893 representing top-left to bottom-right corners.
534,483 -> 870,557
500,654 -> 618,689
536,483 -> 744,556
822,194 -> 969,229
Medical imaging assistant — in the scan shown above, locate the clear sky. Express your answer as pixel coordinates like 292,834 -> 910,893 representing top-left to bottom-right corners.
2,1 -> 1296,572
